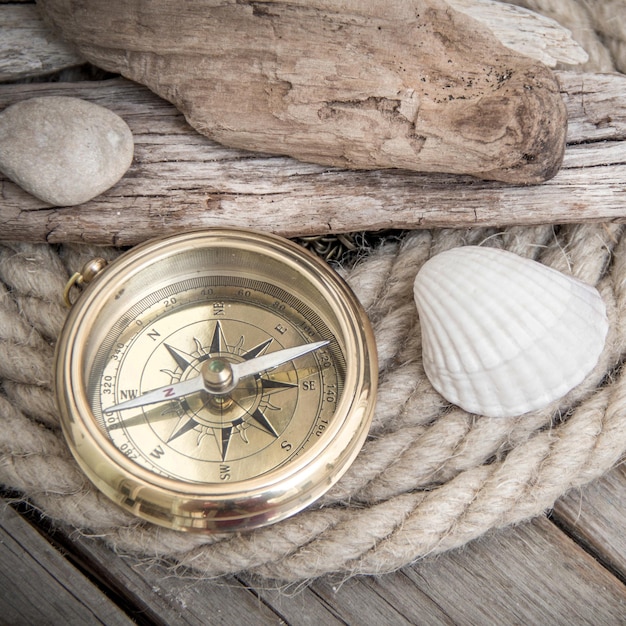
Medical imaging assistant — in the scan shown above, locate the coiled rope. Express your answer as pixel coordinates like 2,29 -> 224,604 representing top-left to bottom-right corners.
2,223 -> 626,581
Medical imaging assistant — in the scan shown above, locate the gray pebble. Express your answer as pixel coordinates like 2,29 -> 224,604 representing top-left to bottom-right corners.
0,96 -> 133,206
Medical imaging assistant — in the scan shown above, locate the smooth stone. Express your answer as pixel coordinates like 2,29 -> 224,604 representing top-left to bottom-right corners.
0,96 -> 133,206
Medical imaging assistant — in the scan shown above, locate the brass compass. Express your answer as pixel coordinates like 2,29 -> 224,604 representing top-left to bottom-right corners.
55,229 -> 377,532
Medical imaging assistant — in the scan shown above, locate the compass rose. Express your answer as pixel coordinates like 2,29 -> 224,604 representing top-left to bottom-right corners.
159,321 -> 298,461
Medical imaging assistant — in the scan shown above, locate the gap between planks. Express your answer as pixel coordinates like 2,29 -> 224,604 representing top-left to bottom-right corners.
0,500 -> 135,626
2,476 -> 625,626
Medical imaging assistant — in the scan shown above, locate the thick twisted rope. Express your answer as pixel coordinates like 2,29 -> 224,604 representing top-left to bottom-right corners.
2,223 -> 626,582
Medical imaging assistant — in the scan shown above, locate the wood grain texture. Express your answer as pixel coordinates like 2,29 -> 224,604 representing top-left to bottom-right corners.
4,498 -> 624,625
0,72 -> 625,246
0,4 -> 84,81
2,5 -> 625,624
553,463 -> 626,579
36,0 -> 567,184
447,0 -> 588,67
37,528 -> 294,626
402,516 -> 626,625
0,501 -> 134,626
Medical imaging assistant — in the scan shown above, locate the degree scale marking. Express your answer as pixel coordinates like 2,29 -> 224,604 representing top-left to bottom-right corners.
92,275 -> 345,484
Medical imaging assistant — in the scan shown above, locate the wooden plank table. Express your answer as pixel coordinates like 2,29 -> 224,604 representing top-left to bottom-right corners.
1,2 -> 625,623
2,464 -> 625,624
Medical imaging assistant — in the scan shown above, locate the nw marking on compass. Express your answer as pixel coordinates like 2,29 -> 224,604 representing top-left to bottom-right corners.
161,321 -> 297,461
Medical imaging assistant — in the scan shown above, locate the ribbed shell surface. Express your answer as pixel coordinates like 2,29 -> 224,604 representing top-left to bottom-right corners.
413,246 -> 608,417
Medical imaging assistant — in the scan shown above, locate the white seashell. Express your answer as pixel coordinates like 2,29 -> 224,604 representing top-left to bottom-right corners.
413,246 -> 608,418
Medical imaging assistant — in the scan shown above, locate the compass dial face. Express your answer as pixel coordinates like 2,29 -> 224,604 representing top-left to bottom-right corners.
92,278 -> 343,484
56,229 -> 377,532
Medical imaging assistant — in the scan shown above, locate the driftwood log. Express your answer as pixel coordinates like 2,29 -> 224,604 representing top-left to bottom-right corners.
0,72 -> 625,246
0,1 -> 587,81
37,0 -> 568,184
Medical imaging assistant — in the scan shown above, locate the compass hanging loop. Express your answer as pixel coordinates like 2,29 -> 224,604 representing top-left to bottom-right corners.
63,257 -> 108,307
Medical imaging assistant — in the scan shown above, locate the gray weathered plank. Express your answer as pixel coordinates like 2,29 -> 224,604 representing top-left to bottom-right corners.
251,515 -> 626,625
402,516 -> 626,625
46,526 -> 286,625
0,4 -> 84,81
238,575 -> 347,625
3,497 -> 626,624
553,463 -> 626,579
0,500 -> 134,626
250,572 -> 452,626
0,72 -> 626,245
310,574 -> 453,625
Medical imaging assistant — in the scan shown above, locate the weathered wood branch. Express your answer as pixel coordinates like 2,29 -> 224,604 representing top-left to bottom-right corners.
36,0 -> 568,184
0,1 -> 587,83
0,72 -> 625,246
446,0 -> 588,67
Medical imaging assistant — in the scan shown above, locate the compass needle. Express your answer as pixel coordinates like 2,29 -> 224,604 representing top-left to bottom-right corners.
56,229 -> 376,532
105,374 -> 205,413
232,340 -> 329,380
